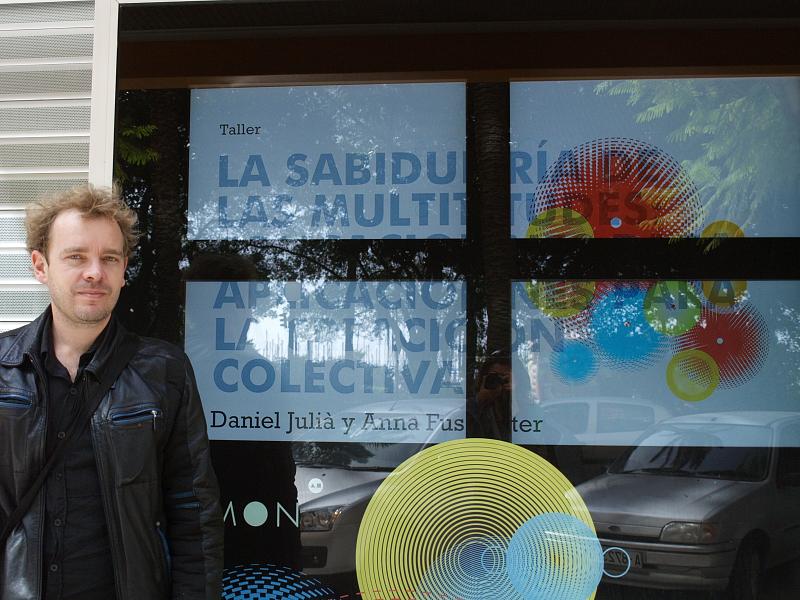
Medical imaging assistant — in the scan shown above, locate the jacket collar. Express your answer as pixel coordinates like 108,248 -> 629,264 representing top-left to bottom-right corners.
0,306 -> 127,374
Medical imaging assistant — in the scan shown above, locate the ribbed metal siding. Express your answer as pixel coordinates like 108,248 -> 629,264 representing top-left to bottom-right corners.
0,2 -> 94,26
0,0 -> 95,327
0,70 -> 94,100
0,32 -> 93,60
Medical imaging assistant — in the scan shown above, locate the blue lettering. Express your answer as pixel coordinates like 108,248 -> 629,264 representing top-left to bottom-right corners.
239,195 -> 268,226
311,194 -> 349,227
376,281 -> 415,310
375,153 -> 386,185
239,154 -> 270,187
344,282 -> 373,309
427,151 -> 457,184
330,360 -> 355,394
242,359 -> 275,393
392,152 -> 421,185
445,318 -> 466,350
401,360 -> 430,394
213,282 -> 245,308
280,359 -> 300,392
421,282 -> 455,309
286,153 -> 308,187
217,196 -> 235,227
411,193 -> 435,226
511,151 -> 533,184
271,195 -> 293,227
312,153 -> 342,185
530,319 -> 565,352
354,193 -> 383,227
439,193 -> 450,226
537,139 -> 548,182
248,282 -> 269,308
389,193 -> 410,226
346,153 -> 371,185
304,360 -> 325,393
314,287 -> 339,310
218,155 -> 238,187
431,361 -> 463,395
213,359 -> 238,392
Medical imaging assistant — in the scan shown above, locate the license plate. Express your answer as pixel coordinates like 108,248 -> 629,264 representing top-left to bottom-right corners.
603,546 -> 644,574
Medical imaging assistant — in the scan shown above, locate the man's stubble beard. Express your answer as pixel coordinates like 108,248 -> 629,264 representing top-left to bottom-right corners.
50,284 -> 118,328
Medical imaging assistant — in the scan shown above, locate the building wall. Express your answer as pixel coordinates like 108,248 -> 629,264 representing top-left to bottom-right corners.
0,0 -> 114,330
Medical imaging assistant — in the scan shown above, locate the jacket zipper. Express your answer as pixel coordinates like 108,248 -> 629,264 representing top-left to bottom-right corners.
110,406 -> 162,430
0,394 -> 31,408
155,522 -> 171,579
91,417 -> 126,599
26,353 -> 48,600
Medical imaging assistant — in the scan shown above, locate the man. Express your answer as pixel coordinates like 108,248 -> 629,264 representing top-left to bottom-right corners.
0,185 -> 223,599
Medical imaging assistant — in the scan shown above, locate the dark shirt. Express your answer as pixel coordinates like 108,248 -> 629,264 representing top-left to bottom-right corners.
40,318 -> 116,600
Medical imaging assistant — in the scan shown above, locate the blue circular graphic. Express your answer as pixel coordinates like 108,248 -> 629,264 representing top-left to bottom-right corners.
602,546 -> 632,579
551,341 -> 598,384
591,288 -> 667,369
507,512 -> 603,600
222,564 -> 336,600
418,537 -> 515,600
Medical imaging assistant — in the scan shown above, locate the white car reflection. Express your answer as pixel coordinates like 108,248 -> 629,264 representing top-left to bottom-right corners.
294,442 -> 421,574
293,403 -> 464,576
576,411 -> 800,599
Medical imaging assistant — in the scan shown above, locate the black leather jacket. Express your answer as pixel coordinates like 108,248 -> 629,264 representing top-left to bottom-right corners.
0,310 -> 223,600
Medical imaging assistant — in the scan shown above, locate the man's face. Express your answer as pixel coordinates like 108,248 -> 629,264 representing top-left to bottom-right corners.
31,209 -> 127,328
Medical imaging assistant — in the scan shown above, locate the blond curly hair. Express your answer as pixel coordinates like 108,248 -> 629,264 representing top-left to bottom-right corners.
25,184 -> 139,259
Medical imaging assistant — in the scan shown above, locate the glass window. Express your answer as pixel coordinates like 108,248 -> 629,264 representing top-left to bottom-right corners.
188,84 -> 466,240
511,77 -> 800,238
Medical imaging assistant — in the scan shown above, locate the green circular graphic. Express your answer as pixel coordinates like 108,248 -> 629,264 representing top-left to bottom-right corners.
666,349 -> 720,402
644,281 -> 702,336
243,501 -> 269,527
701,280 -> 748,309
525,280 -> 596,319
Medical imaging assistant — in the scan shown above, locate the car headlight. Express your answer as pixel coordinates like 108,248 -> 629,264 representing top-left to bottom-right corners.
660,522 -> 716,544
300,506 -> 344,531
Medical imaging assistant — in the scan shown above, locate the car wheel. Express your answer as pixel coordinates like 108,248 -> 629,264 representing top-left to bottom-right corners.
728,541 -> 762,600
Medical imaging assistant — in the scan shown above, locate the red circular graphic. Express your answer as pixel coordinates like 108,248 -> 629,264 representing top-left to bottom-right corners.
530,138 -> 704,237
674,306 -> 769,388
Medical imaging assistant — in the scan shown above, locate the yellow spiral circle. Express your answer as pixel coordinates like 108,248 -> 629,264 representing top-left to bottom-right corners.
355,439 -> 597,599
525,279 -> 596,318
666,349 -> 720,402
527,208 -> 595,238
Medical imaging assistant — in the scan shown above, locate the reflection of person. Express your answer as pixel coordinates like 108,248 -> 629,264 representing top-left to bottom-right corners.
1,185 -> 222,599
184,253 -> 302,570
468,352 -> 516,440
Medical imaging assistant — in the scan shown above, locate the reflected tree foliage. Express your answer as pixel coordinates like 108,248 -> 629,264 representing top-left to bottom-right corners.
595,78 -> 800,233
292,441 -> 375,467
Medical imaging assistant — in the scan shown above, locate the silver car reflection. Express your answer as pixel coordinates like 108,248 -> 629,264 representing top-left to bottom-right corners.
294,442 -> 422,575
576,411 -> 800,600
293,402 -> 465,576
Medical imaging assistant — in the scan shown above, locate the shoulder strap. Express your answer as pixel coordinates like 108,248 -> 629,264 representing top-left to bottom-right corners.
0,333 -> 140,553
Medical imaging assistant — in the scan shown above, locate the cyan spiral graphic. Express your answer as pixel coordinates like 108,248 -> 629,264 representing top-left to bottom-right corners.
221,564 -> 336,600
507,512 -> 604,600
551,340 -> 598,384
591,288 -> 667,369
418,536 -> 516,600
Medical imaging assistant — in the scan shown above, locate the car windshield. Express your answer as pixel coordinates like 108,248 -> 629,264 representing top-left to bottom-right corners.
292,442 -> 423,471
610,423 -> 772,481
